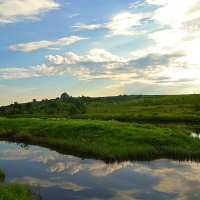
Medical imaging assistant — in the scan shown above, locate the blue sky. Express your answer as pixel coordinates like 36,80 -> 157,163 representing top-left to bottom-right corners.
0,0 -> 200,105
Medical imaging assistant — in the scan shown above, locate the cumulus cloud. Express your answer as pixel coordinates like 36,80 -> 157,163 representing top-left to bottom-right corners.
43,48 -> 200,85
46,48 -> 127,65
105,12 -> 149,36
1,46 -> 200,95
73,12 -> 150,36
46,52 -> 83,65
0,0 -> 60,24
9,36 -> 87,52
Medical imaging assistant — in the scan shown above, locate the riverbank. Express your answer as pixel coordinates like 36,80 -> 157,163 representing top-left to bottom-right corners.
0,169 -> 33,200
0,118 -> 200,162
0,184 -> 34,200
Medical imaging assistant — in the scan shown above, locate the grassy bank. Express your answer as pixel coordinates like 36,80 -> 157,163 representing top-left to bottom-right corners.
0,118 -> 200,162
0,169 -> 33,200
0,184 -> 33,200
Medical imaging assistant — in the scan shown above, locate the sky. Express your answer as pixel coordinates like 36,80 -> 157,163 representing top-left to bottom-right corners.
0,0 -> 200,105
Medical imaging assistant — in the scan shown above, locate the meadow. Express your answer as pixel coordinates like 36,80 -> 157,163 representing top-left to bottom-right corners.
1,94 -> 200,124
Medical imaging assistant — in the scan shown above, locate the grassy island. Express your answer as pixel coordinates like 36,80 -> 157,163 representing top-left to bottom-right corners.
0,117 -> 200,162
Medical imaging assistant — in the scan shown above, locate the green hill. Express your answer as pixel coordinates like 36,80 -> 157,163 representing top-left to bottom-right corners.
1,93 -> 200,123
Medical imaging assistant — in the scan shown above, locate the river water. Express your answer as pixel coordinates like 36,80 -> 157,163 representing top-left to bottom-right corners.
0,141 -> 200,200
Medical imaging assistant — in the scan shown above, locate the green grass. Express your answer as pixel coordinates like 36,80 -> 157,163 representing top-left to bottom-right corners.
0,169 -> 37,200
0,184 -> 33,200
0,117 -> 200,162
76,95 -> 200,123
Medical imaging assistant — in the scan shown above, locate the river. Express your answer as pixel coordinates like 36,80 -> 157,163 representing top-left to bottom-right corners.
0,141 -> 200,200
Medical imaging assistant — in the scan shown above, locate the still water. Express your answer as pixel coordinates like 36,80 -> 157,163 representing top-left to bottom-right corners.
0,141 -> 200,200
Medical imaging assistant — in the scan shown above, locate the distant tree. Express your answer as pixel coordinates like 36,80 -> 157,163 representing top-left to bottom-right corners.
26,102 -> 32,109
0,106 -> 5,115
74,100 -> 86,113
60,93 -> 70,101
25,103 -> 33,114
12,102 -> 23,114
32,99 -> 37,103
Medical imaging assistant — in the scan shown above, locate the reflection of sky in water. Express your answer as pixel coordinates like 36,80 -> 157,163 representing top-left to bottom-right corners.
0,141 -> 200,200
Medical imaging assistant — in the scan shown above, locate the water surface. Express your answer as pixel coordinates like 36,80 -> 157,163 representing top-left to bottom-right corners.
0,141 -> 199,200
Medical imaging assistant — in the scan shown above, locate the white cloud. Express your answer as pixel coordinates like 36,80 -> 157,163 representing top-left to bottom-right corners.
72,23 -> 103,30
149,29 -> 185,47
73,12 -> 150,36
0,0 -> 60,24
146,0 -> 200,44
105,12 -> 147,36
46,48 -> 127,65
32,64 -> 58,75
46,52 -> 82,65
149,0 -> 200,29
46,48 -> 127,64
86,48 -> 128,62
9,36 -> 87,52
0,67 -> 38,79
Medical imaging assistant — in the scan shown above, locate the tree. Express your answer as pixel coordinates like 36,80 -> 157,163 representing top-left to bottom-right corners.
60,93 -> 70,101
25,103 -> 33,114
12,102 -> 23,114
68,104 -> 78,115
